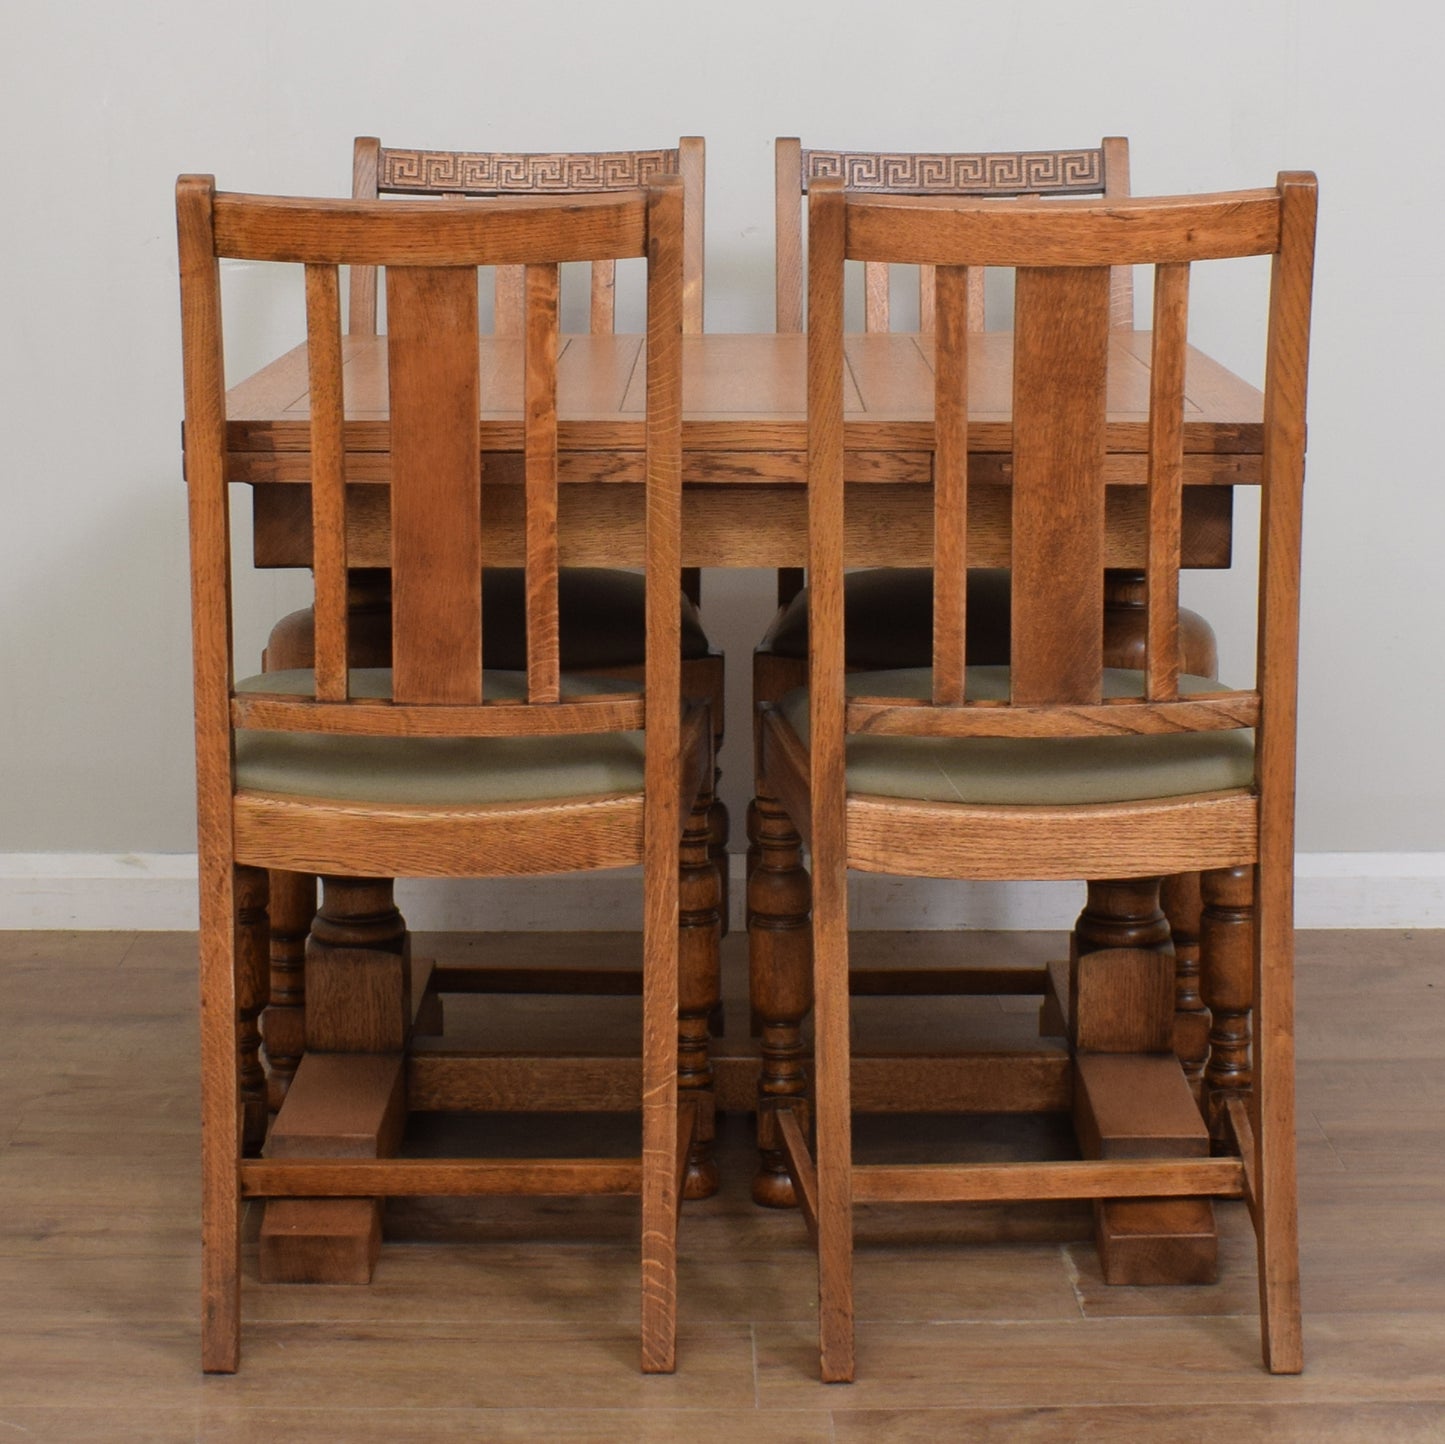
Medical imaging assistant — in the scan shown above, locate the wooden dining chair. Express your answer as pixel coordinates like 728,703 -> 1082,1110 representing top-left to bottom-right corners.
749,137 -> 1223,1218
258,137 -> 728,1139
757,173 -> 1316,1380
178,173 -> 714,1373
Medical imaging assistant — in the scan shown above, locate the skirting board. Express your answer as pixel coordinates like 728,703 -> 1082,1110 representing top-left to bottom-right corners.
1,852 -> 1443,932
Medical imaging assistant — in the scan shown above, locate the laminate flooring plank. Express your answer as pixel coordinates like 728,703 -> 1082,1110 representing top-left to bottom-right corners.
754,1312 -> 1445,1407
0,1321 -> 757,1411
830,1402 -> 1445,1443
197,1407 -> 836,1443
0,927 -> 1441,1428
0,1408 -> 201,1443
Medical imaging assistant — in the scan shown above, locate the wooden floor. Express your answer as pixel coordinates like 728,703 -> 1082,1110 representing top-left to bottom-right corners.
2,927 -> 1443,1441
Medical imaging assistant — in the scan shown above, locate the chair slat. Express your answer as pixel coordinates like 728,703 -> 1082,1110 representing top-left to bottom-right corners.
525,263 -> 561,703
967,266 -> 985,331
931,265 -> 971,704
864,261 -> 889,331
387,265 -> 482,704
590,258 -> 616,332
1146,261 -> 1191,700
1010,265 -> 1111,705
924,269 -> 986,335
495,264 -> 525,335
304,264 -> 349,702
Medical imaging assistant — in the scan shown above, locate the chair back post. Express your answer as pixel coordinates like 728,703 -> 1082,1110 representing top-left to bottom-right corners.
1249,171 -> 1317,1373
348,136 -> 382,333
775,137 -> 805,332
638,171 -> 687,1371
677,136 -> 706,333
644,175 -> 686,799
803,176 -> 856,1380
176,174 -> 245,1370
1101,134 -> 1134,327
1254,172 -> 1319,887
176,175 -> 236,816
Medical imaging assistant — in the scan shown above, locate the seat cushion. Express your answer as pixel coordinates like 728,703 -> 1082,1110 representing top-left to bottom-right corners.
233,669 -> 645,806
767,568 -> 1011,668
483,569 -> 711,667
780,667 -> 1255,806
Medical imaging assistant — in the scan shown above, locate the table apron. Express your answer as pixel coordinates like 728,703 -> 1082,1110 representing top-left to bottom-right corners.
251,481 -> 1235,570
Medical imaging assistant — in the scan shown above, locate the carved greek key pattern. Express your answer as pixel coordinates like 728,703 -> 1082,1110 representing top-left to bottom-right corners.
380,148 -> 680,195
802,148 -> 1104,197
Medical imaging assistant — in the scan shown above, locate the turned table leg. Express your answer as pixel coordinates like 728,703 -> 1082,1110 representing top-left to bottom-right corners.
260,870 -> 314,1111
680,786 -> 723,1199
1072,877 -> 1217,1285
1161,872 -> 1212,1101
258,876 -> 410,1284
236,866 -> 270,1156
1200,864 -> 1255,1146
747,787 -> 812,1208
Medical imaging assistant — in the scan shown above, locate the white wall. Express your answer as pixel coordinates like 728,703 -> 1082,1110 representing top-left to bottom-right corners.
3,0 -> 1442,871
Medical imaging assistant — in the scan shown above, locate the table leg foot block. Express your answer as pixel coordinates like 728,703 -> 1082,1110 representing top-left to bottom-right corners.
1096,1197 -> 1218,1285
259,1198 -> 382,1284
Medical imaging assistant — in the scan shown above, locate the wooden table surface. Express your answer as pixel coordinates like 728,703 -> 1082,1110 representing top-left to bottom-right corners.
226,332 -> 1262,572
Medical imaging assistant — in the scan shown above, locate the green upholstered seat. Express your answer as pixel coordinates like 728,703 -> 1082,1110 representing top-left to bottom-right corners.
270,570 -> 712,673
780,667 -> 1255,806
485,569 -> 710,667
233,669 -> 645,806
766,568 -> 1011,668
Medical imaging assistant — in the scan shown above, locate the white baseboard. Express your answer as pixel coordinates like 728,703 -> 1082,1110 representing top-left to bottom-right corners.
2,852 -> 1443,932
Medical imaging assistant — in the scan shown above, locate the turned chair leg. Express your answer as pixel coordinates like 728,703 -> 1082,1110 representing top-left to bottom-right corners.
747,787 -> 813,1207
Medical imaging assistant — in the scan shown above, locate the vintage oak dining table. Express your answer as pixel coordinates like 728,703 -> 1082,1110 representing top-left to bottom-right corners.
216,328 -> 1263,1287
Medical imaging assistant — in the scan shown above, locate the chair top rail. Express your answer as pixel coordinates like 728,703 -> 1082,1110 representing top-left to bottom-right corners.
841,187 -> 1285,267
800,144 -> 1108,197
378,144 -> 687,196
205,186 -> 649,266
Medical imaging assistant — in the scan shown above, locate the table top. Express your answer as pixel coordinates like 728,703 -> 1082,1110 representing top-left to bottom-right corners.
225,331 -> 1263,463
230,332 -> 1258,570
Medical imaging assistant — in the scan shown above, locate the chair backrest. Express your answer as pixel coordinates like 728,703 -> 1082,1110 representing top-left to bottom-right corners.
177,177 -> 684,780
348,137 -> 704,336
777,137 -> 1133,333
804,174 -> 1317,765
